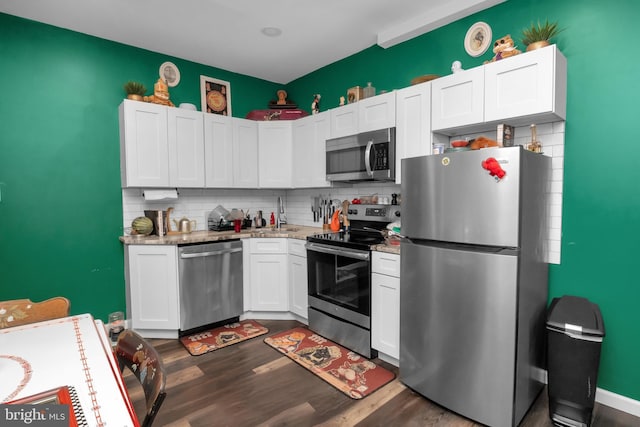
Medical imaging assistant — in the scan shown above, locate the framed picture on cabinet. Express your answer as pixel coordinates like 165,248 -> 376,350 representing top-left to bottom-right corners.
200,75 -> 231,116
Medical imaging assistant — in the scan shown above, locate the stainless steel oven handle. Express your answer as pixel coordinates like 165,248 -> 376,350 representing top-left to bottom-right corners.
180,247 -> 242,258
305,242 -> 370,260
364,140 -> 373,177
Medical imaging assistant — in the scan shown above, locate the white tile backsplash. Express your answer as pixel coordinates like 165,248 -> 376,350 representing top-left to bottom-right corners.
122,188 -> 291,232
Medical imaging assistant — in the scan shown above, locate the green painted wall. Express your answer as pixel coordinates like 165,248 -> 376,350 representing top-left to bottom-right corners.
288,0 -> 640,401
0,13 -> 280,321
2,0 -> 639,402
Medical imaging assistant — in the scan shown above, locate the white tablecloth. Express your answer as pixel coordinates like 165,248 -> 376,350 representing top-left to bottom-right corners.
0,314 -> 138,427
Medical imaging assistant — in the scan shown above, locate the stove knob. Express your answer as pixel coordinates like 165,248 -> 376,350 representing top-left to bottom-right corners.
394,211 -> 401,217
349,209 -> 358,215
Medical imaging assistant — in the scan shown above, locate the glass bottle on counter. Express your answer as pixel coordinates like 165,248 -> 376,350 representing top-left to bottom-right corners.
527,124 -> 542,153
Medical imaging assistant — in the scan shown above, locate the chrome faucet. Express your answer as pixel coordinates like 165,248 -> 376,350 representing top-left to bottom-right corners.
276,196 -> 287,229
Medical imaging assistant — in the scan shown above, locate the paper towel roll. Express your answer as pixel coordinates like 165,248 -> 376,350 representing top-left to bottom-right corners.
143,189 -> 178,201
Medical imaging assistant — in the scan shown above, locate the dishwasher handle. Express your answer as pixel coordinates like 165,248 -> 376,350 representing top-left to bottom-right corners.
180,247 -> 242,259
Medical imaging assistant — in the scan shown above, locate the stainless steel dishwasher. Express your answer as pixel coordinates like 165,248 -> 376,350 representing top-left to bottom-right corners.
178,240 -> 243,333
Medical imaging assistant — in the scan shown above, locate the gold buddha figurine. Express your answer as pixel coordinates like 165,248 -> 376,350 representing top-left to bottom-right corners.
144,78 -> 174,107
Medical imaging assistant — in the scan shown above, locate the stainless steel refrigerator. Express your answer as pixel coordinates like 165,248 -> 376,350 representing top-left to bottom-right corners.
400,146 -> 551,427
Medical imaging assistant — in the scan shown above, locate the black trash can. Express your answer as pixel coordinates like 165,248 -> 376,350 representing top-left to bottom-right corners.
546,295 -> 605,427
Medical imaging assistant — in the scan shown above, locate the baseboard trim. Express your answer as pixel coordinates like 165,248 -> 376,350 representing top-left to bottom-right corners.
533,367 -> 640,417
596,388 -> 640,418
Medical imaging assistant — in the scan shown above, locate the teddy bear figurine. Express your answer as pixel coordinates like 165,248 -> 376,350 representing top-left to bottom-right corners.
485,34 -> 521,63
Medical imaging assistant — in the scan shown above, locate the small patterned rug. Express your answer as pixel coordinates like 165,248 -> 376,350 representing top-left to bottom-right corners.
180,320 -> 269,356
264,327 -> 396,399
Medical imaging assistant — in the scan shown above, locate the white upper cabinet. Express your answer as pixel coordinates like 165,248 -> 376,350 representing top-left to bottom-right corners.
329,91 -> 396,138
258,121 -> 293,188
358,91 -> 396,133
204,114 -> 234,187
431,67 -> 485,131
119,100 -> 169,187
292,111 -> 331,188
395,82 -> 432,184
432,45 -> 567,134
168,107 -> 205,188
330,102 -> 358,138
484,44 -> 567,123
232,118 -> 259,188
120,100 -> 204,188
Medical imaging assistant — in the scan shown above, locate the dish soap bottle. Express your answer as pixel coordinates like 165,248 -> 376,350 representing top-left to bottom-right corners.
363,82 -> 376,99
270,212 -> 275,226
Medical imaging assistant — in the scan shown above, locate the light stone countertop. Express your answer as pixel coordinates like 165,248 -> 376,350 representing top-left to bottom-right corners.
372,243 -> 401,255
118,225 -> 321,245
119,224 -> 401,254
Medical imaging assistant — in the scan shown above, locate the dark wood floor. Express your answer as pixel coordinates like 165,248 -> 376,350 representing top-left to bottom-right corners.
123,319 -> 638,427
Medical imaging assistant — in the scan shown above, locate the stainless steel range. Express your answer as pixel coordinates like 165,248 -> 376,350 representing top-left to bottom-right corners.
306,204 -> 400,358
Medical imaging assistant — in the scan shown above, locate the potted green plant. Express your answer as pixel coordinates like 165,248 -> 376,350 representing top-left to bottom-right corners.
521,19 -> 564,51
123,81 -> 146,101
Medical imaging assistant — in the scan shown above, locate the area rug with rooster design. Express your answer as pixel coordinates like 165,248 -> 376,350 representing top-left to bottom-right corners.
180,320 -> 268,356
264,327 -> 395,399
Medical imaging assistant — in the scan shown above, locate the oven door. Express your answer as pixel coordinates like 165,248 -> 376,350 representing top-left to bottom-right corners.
306,242 -> 371,328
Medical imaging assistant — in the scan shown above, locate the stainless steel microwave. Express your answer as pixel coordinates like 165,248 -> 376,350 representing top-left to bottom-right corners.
326,127 -> 395,182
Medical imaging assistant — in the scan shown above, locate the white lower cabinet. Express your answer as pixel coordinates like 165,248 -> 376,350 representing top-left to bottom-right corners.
125,245 -> 180,338
249,238 -> 288,311
371,251 -> 400,362
288,239 -> 308,320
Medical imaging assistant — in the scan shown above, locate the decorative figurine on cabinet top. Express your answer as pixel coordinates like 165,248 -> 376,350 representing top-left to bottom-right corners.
268,89 -> 297,109
451,60 -> 463,74
276,89 -> 287,105
485,34 -> 521,63
144,78 -> 175,107
311,94 -> 321,114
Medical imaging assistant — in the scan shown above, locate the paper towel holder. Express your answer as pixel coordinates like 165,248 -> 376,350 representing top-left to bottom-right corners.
142,188 -> 179,201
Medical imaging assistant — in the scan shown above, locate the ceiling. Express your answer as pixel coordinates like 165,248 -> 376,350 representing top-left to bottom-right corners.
0,0 -> 505,84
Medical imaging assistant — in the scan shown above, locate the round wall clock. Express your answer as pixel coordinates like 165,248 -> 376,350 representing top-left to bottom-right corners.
464,22 -> 492,57
159,61 -> 180,87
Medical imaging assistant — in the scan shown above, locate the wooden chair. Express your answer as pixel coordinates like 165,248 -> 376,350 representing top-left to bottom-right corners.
0,297 -> 70,329
115,329 -> 167,427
